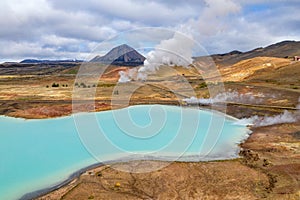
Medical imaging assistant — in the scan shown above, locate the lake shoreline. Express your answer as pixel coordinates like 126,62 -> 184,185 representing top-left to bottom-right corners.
20,162 -> 104,200
27,157 -> 246,200
23,149 -> 254,199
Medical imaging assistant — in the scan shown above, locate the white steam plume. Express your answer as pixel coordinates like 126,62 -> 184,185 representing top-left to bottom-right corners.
184,92 -> 300,127
118,32 -> 195,83
235,96 -> 300,127
118,68 -> 138,83
183,91 -> 265,105
138,32 -> 194,79
118,71 -> 131,83
235,110 -> 299,127
117,0 -> 241,83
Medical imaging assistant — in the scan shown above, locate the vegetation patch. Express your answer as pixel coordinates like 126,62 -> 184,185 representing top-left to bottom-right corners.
97,83 -> 116,87
65,69 -> 78,74
52,83 -> 59,87
197,82 -> 208,89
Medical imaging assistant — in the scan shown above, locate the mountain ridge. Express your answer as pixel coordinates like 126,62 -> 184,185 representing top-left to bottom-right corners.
195,40 -> 300,67
20,59 -> 83,64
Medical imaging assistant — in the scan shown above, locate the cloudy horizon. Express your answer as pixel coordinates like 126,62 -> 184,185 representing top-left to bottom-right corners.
0,0 -> 299,62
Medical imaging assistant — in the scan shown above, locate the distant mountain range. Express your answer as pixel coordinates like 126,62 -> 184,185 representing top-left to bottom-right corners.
20,59 -> 83,64
3,40 -> 300,71
90,44 -> 146,66
195,40 -> 300,67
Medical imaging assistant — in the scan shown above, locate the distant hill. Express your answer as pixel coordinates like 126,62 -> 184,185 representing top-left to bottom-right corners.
195,40 -> 300,67
0,62 -> 80,75
90,44 -> 146,66
218,57 -> 291,82
20,59 -> 83,64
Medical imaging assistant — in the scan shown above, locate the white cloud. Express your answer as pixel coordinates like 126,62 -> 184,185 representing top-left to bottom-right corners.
0,0 -> 299,60
192,0 -> 300,53
49,0 -> 198,26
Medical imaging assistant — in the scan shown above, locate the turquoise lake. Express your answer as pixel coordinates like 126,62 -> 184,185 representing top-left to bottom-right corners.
0,105 -> 250,200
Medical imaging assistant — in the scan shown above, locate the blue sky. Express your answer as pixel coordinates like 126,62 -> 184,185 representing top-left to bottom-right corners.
0,0 -> 299,62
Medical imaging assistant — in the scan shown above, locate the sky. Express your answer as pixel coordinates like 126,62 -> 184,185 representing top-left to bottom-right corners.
0,0 -> 299,62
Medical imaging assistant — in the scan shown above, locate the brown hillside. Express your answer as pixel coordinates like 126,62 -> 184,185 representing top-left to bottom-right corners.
195,40 -> 300,67
219,57 -> 291,82
247,60 -> 300,84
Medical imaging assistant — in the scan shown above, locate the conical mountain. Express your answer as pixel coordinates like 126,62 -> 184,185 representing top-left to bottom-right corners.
90,44 -> 146,66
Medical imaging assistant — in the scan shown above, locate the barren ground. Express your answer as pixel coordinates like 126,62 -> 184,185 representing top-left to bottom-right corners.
0,60 -> 299,199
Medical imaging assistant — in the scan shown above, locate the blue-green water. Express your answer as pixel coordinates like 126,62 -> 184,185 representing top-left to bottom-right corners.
0,105 -> 250,200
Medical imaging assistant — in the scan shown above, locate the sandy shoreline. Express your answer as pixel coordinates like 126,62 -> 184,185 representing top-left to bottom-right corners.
20,162 -> 105,200
27,158 -> 245,200
22,152 -> 252,199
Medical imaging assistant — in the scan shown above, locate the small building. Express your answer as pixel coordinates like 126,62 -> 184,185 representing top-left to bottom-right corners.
294,56 -> 300,61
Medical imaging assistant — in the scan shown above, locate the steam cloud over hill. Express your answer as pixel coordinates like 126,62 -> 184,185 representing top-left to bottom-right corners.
118,32 -> 195,83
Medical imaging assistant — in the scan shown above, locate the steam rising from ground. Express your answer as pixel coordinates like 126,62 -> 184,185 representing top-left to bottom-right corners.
237,97 -> 300,127
183,91 -> 265,105
118,32 -> 194,83
118,0 -> 241,83
118,68 -> 139,83
118,71 -> 131,83
236,111 -> 299,127
137,32 -> 194,80
183,92 -> 300,127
